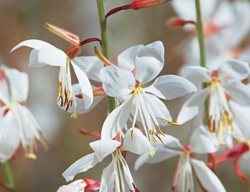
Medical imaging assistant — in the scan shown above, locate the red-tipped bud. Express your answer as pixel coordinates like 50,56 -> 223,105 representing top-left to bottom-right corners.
168,17 -> 196,27
44,22 -> 80,46
130,0 -> 169,10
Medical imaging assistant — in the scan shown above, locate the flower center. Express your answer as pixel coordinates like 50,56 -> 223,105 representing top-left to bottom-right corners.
208,70 -> 220,89
132,81 -> 142,95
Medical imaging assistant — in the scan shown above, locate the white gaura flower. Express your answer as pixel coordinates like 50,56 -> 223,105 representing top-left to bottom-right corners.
0,66 -> 45,162
100,41 -> 197,141
180,0 -> 250,70
11,39 -> 95,118
177,59 -> 250,144
62,128 -> 151,192
135,126 -> 224,192
57,178 -> 100,192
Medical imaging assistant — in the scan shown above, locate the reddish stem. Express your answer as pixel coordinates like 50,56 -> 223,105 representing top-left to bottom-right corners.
106,4 -> 131,19
80,38 -> 102,46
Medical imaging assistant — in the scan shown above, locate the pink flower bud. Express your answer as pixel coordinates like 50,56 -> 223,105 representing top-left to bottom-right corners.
130,0 -> 169,10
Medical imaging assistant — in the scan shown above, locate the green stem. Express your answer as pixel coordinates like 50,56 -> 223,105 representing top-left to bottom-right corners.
195,0 -> 209,125
2,162 -> 16,192
96,0 -> 116,112
195,0 -> 206,68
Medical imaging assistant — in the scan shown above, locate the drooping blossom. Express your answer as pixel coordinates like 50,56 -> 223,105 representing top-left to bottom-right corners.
62,128 -> 151,192
177,59 -> 250,145
11,24 -> 104,117
0,66 -> 45,162
100,41 -> 197,141
135,126 -> 225,192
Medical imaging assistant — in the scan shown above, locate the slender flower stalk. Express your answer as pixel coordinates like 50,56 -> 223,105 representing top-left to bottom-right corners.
96,1 -> 123,191
195,0 -> 206,68
194,0 -> 209,124
2,162 -> 16,192
96,0 -> 116,112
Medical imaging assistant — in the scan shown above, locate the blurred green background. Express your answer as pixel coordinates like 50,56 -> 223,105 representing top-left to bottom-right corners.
0,0 -> 249,191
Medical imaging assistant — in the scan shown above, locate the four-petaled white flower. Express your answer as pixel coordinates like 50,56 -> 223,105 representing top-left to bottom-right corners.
135,126 -> 225,192
177,59 -> 250,145
11,39 -> 95,118
100,41 -> 197,141
0,66 -> 45,162
62,128 -> 151,192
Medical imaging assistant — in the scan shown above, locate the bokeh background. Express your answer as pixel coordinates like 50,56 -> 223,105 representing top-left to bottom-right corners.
0,0 -> 249,191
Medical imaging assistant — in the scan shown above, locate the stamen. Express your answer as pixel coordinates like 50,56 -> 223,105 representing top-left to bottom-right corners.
57,81 -> 62,97
94,47 -> 115,66
25,153 -> 37,160
161,118 -> 179,125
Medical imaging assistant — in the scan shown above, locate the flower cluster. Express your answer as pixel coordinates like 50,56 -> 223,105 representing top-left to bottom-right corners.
1,0 -> 250,191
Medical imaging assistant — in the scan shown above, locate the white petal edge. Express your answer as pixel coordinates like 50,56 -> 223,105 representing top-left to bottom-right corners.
62,153 -> 99,182
144,75 -> 197,100
191,159 -> 226,192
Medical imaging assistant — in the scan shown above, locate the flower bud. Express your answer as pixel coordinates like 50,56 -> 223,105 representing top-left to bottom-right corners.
130,0 -> 169,10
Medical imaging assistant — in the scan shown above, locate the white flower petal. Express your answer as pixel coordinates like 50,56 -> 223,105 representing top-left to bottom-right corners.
73,56 -> 103,82
100,67 -> 135,98
71,62 -> 93,109
145,75 -> 197,100
15,104 -> 41,147
99,162 -> 115,192
143,93 -> 172,123
190,126 -> 220,154
5,68 -> 29,103
226,82 -> 250,105
0,111 -> 20,163
134,41 -> 164,84
134,147 -> 181,170
57,179 -> 86,192
89,139 -> 120,162
219,59 -> 250,84
230,100 -> 250,140
62,153 -> 99,182
191,159 -> 226,192
118,44 -> 144,71
177,88 -> 209,124
181,66 -> 211,85
101,97 -> 133,139
11,39 -> 50,52
29,49 -> 46,67
123,128 -> 151,155
38,44 -> 67,67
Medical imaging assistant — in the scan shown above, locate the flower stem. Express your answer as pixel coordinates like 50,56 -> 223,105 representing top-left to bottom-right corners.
2,161 -> 16,192
96,0 -> 116,112
195,0 -> 209,124
195,0 -> 206,68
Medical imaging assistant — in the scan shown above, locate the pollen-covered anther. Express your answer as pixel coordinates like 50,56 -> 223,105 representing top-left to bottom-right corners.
25,153 -> 37,160
161,118 -> 179,126
209,116 -> 215,133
